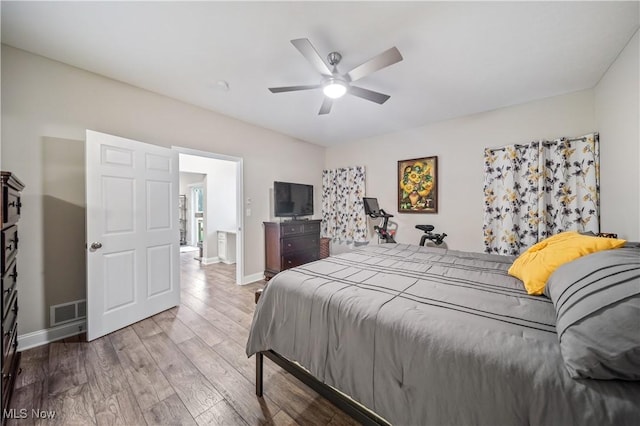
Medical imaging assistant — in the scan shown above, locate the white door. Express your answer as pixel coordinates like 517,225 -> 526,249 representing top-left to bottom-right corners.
86,130 -> 180,341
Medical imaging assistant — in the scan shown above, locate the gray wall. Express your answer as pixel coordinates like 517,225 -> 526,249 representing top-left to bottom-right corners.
595,31 -> 640,240
326,90 -> 597,252
1,45 -> 325,335
326,32 -> 639,250
2,30 -> 637,337
43,137 -> 86,312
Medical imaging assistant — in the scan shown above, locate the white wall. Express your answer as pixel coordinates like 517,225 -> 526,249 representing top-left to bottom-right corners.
180,153 -> 237,263
179,172 -> 205,196
326,90 -> 597,252
205,160 -> 237,234
595,30 -> 640,241
1,45 -> 325,335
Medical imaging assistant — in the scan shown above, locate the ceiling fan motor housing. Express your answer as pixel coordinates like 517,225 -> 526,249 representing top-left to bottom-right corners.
327,51 -> 342,68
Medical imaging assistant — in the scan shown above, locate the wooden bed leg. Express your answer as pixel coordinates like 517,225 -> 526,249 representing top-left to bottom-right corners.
256,352 -> 264,397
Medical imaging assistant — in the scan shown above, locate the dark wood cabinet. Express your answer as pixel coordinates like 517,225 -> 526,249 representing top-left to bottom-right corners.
0,172 -> 23,424
264,220 -> 321,280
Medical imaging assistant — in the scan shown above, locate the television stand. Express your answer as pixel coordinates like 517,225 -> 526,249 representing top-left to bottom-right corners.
263,219 -> 321,280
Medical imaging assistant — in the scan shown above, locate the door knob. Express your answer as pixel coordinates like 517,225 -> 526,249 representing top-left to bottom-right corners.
90,242 -> 103,250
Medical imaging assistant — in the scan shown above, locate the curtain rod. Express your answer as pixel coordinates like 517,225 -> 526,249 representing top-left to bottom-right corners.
486,136 -> 589,153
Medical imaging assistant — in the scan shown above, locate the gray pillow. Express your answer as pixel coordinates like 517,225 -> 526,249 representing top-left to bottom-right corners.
545,247 -> 640,380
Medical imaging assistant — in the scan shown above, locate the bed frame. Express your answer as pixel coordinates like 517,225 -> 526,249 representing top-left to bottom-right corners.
253,288 -> 390,426
255,350 -> 390,426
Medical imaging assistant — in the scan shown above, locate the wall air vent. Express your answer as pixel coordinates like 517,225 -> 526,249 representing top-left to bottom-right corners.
50,299 -> 87,327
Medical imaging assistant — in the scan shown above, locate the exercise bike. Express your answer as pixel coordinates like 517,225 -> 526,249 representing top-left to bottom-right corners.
363,197 -> 447,246
363,197 -> 396,243
415,224 -> 447,246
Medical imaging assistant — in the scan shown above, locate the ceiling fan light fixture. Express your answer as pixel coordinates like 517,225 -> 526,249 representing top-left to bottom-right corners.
323,79 -> 348,99
268,38 -> 403,114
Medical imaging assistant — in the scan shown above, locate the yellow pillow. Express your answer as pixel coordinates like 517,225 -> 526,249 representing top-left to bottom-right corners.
508,232 -> 626,295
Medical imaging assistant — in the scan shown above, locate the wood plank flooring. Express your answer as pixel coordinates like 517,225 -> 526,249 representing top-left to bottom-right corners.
9,253 -> 358,425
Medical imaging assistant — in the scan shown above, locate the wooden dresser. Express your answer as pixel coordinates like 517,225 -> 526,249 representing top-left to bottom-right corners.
264,220 -> 321,280
0,172 -> 23,422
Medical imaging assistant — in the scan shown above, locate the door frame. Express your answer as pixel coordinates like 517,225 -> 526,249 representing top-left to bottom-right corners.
173,146 -> 244,285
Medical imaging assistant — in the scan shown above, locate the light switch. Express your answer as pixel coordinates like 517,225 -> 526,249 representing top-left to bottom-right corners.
246,208 -> 251,217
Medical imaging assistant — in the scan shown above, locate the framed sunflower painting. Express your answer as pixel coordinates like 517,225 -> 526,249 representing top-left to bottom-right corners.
398,156 -> 438,213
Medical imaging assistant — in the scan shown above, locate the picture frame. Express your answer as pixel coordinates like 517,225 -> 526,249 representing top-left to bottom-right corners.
398,156 -> 438,213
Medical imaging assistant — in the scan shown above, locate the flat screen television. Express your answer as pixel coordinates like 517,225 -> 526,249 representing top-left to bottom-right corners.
274,181 -> 314,218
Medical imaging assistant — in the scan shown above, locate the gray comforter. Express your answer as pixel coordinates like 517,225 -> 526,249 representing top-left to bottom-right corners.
246,244 -> 640,425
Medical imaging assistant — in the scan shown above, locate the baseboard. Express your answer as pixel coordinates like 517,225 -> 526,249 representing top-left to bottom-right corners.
242,272 -> 264,285
18,273 -> 262,349
18,319 -> 86,351
201,256 -> 221,265
221,259 -> 236,265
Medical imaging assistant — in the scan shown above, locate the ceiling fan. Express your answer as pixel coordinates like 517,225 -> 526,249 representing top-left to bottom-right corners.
269,38 -> 403,115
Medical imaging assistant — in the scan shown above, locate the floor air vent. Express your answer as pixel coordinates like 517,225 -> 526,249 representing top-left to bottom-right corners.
50,299 -> 87,327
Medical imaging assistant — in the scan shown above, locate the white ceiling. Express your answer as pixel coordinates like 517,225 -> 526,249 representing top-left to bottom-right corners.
2,1 -> 638,147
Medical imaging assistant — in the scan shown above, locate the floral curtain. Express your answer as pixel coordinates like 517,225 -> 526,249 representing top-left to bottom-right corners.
483,133 -> 599,255
321,166 -> 367,243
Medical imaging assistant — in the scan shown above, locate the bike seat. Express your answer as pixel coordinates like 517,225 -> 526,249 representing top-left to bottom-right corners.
415,225 -> 435,233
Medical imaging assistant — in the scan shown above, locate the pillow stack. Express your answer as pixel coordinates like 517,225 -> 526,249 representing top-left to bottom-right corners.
509,231 -> 639,380
508,231 -> 625,295
545,248 -> 640,380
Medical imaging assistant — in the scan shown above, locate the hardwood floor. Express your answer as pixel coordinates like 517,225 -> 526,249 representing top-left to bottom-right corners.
9,253 -> 358,425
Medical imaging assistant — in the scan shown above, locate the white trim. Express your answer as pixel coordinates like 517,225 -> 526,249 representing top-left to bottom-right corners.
18,320 -> 86,351
242,272 -> 264,285
174,146 -> 240,163
235,157 -> 244,286
201,256 -> 221,265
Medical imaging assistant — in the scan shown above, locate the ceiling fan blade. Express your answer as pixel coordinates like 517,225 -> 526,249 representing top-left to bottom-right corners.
349,86 -> 391,104
318,98 -> 333,115
346,47 -> 403,82
269,84 -> 321,93
291,38 -> 333,76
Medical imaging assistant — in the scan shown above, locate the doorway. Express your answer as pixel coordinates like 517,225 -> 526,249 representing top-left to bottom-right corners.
175,147 -> 243,286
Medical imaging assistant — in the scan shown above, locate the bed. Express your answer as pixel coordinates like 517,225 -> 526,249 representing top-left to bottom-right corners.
246,243 -> 640,425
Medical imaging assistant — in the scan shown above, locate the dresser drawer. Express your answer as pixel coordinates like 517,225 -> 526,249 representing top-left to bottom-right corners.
2,187 -> 22,226
1,225 -> 18,274
2,326 -> 17,381
281,222 -> 321,236
2,303 -> 17,358
281,223 -> 305,236
281,235 -> 319,254
1,260 -> 17,320
1,329 -> 17,401
303,222 -> 320,234
281,250 -> 318,270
